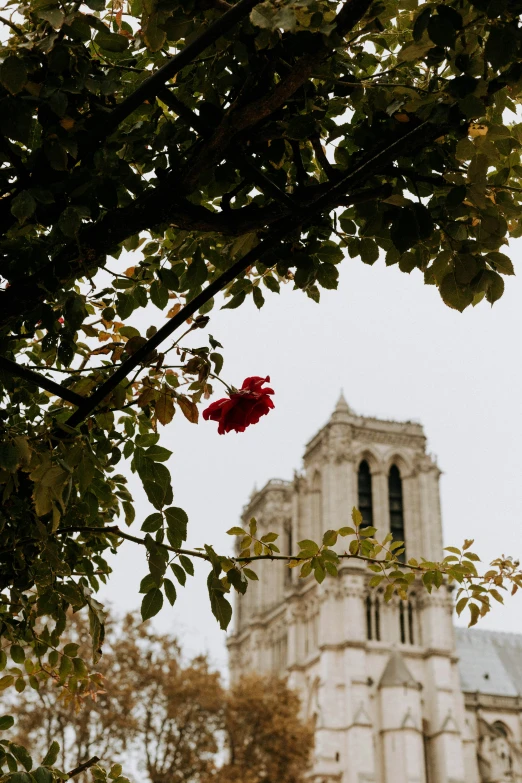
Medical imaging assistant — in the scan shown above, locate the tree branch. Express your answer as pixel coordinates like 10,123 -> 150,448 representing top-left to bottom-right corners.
95,0 -> 263,140
0,355 -> 85,406
67,756 -> 100,779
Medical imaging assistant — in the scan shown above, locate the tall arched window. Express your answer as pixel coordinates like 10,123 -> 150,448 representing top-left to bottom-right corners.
366,595 -> 373,640
358,460 -> 373,528
388,464 -> 405,560
399,600 -> 406,644
408,600 -> 415,645
311,471 -> 322,533
374,597 -> 381,642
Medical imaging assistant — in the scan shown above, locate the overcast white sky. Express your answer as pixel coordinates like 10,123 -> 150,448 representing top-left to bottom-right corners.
99,241 -> 522,671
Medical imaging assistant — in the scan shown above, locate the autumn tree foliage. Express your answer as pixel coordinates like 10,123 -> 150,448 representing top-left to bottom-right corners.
1,0 -> 522,777
6,613 -> 313,783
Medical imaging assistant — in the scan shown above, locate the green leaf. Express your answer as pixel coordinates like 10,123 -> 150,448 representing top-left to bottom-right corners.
439,273 -> 473,312
0,715 -> 14,731
33,767 -> 53,783
427,14 -> 456,47
322,530 -> 338,546
297,539 -> 318,552
207,572 -> 232,630
163,578 -> 177,606
487,252 -> 514,275
260,532 -> 278,543
143,11 -> 167,52
316,263 -> 338,290
485,25 -> 518,70
37,6 -> 64,27
63,643 -> 79,658
243,568 -> 258,580
10,645 -> 25,664
150,280 -> 169,310
95,30 -> 129,51
252,286 -> 264,309
184,250 -> 207,288
11,191 -> 36,224
170,562 -> 186,586
141,587 -> 163,620
0,56 -> 28,95
227,527 -> 246,536
468,602 -> 480,627
456,596 -> 468,616
0,675 -> 14,691
316,243 -> 343,264
359,238 -> 379,265
144,445 -> 172,462
179,555 -> 194,575
222,291 -> 246,309
10,743 -> 32,771
141,512 -> 163,532
164,506 -> 188,549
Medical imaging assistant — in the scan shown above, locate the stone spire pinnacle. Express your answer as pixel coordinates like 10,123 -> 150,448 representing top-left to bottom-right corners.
330,391 -> 353,421
335,390 -> 351,412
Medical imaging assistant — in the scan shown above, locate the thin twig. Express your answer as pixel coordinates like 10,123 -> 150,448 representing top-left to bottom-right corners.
68,757 -> 100,779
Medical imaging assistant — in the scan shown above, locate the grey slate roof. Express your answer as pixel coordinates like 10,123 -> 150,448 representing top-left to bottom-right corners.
455,628 -> 522,696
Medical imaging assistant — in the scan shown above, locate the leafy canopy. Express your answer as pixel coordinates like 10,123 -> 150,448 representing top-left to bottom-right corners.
0,0 -> 522,776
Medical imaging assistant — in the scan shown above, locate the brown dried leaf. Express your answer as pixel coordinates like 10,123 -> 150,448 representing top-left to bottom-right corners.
167,303 -> 181,318
156,388 -> 175,426
177,395 -> 199,424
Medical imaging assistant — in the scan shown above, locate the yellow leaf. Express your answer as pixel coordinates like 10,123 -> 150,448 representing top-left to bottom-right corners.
60,117 -> 75,131
125,266 -> 136,277
177,395 -> 199,424
394,112 -> 410,123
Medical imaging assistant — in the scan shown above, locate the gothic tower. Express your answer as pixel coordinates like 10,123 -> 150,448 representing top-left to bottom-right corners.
227,397 -> 514,783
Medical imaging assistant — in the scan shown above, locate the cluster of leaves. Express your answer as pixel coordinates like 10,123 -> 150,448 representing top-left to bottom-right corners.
4,611 -> 313,783
0,715 -> 127,783
228,508 -> 522,627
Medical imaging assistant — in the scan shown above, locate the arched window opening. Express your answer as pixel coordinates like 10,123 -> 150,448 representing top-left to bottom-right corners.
408,600 -> 415,645
374,598 -> 381,642
311,471 -> 322,533
366,595 -> 373,640
399,601 -> 406,644
388,464 -> 405,561
358,460 -> 373,528
493,721 -> 509,738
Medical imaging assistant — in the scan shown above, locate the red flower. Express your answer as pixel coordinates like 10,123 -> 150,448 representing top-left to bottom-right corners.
58,317 -> 64,324
203,376 -> 275,435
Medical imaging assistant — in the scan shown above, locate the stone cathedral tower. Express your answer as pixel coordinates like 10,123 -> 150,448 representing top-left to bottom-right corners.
227,396 -> 522,783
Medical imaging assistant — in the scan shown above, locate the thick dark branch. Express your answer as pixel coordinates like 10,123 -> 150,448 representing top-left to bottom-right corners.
98,0 -> 262,139
159,86 -> 296,208
178,0 -> 374,192
311,135 -> 337,180
0,197 -> 283,329
0,355 -> 85,405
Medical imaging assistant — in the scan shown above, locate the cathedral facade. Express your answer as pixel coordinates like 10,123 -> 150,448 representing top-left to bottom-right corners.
227,396 -> 522,783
